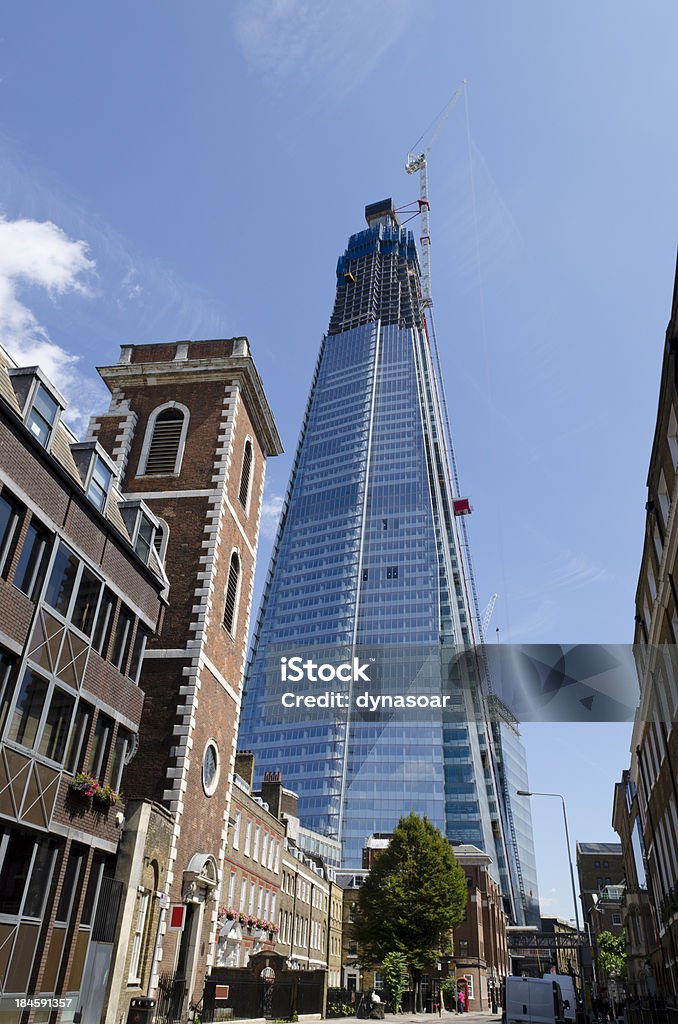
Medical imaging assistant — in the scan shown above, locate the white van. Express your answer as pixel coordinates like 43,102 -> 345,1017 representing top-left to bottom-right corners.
543,974 -> 576,1022
504,976 -> 564,1024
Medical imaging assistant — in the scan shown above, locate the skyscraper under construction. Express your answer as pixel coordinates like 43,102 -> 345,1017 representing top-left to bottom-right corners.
238,198 -> 539,923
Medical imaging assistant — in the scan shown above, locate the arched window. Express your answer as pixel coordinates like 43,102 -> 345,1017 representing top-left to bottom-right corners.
238,439 -> 253,510
153,518 -> 170,563
139,404 -> 189,476
223,551 -> 241,636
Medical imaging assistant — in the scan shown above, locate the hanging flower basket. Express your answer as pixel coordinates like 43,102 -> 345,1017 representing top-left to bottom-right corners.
93,784 -> 122,808
68,772 -> 100,798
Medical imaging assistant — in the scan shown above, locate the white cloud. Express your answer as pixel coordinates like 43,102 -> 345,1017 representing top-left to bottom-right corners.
260,492 -> 284,540
0,214 -> 100,429
549,551 -> 608,591
232,0 -> 413,98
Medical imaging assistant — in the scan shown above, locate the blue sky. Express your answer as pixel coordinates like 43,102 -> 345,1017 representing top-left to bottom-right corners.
2,0 -> 677,920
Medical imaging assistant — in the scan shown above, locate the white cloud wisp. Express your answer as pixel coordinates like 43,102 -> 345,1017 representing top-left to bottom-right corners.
0,214 -> 99,428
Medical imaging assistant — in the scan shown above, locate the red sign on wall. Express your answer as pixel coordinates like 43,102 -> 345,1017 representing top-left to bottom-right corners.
169,905 -> 186,929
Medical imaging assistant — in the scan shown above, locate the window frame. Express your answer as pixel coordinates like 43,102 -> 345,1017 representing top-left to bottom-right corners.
223,549 -> 242,638
5,666 -> 78,768
136,402 -> 190,478
0,491 -> 22,578
128,888 -> 151,985
25,381 -> 61,450
13,517 -> 52,601
238,438 -> 254,513
85,455 -> 114,513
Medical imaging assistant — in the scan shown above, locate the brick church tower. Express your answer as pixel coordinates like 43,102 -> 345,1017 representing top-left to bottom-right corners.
88,338 -> 281,1010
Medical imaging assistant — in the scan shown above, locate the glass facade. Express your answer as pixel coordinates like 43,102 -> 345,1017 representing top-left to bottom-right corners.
239,201 -> 537,909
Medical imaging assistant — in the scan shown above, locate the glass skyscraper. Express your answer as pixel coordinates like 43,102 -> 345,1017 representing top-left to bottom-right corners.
239,199 -> 537,919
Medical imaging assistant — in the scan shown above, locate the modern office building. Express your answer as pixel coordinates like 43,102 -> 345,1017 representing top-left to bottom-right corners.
492,710 -> 541,927
239,199 -> 536,919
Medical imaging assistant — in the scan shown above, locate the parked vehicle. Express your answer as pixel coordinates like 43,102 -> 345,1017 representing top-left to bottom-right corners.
543,973 -> 576,1022
503,976 -> 565,1024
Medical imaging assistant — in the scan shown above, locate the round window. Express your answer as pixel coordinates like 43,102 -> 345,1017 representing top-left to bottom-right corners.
202,741 -> 220,796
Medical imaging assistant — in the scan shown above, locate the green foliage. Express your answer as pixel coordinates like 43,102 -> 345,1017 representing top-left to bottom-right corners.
597,930 -> 627,979
352,813 -> 467,972
382,951 -> 409,1012
326,1002 -> 355,1018
441,981 -> 456,1011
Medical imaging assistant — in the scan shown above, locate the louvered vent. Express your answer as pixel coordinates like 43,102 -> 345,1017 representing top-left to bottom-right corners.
239,440 -> 253,508
145,409 -> 184,474
223,552 -> 240,635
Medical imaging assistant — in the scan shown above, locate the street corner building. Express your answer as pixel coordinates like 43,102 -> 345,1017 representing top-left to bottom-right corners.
237,199 -> 540,926
0,346 -> 167,1022
87,338 -> 282,1022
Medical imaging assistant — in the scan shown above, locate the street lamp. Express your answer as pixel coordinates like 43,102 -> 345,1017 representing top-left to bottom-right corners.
516,791 -> 584,1008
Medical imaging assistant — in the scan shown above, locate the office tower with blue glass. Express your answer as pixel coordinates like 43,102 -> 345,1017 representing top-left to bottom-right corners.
239,199 -> 538,922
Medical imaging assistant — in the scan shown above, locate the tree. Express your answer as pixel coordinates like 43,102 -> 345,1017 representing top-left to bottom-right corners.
597,930 -> 627,979
352,813 -> 467,1012
381,952 -> 409,1013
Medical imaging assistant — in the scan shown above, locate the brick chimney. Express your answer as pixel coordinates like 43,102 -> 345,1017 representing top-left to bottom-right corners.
235,751 -> 255,789
259,770 -> 283,818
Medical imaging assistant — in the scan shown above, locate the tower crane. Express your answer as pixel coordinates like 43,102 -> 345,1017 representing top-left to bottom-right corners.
404,83 -> 485,643
481,593 -> 499,642
405,82 -> 465,307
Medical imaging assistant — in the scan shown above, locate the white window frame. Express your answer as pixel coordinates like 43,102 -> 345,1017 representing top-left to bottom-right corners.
253,825 -> 261,862
223,548 -> 242,638
136,401 -> 190,478
244,818 -> 252,857
232,810 -> 241,850
128,889 -> 150,984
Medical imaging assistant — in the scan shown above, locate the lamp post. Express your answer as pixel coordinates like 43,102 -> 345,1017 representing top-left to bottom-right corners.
516,791 -> 584,1012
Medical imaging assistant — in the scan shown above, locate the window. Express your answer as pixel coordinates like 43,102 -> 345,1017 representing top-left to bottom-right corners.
244,819 -> 252,857
0,830 -> 56,922
386,565 -> 398,580
26,383 -> 60,448
0,492 -> 21,576
8,669 -> 49,751
0,650 -> 17,736
87,456 -> 113,513
38,686 -> 76,762
88,713 -> 113,778
153,519 -> 170,562
112,606 -> 134,672
128,625 -> 149,683
92,588 -> 116,657
14,519 -> 51,600
612,913 -> 622,926
134,512 -> 155,565
223,552 -> 241,636
262,832 -> 269,869
43,542 -> 103,639
128,889 -> 150,984
64,701 -> 92,774
239,878 -> 247,912
362,569 -> 369,582
142,406 -> 187,476
239,440 -> 253,510
202,741 -> 220,796
463,976 -> 474,1000
248,881 -> 255,914
81,854 -> 104,927
233,811 -> 241,850
253,825 -> 261,861
55,845 -> 85,923
228,871 -> 236,906
110,728 -> 133,791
